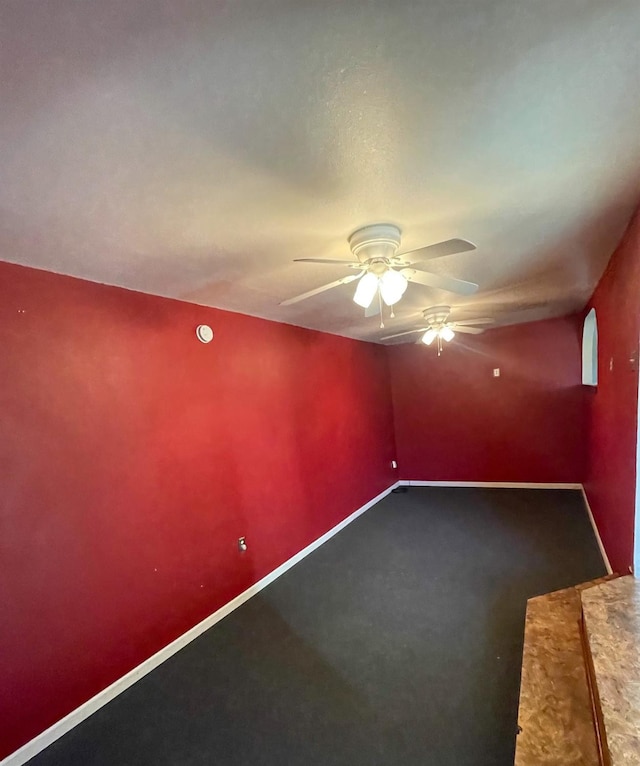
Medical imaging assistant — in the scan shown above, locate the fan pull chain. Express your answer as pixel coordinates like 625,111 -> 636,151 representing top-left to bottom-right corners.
378,288 -> 384,329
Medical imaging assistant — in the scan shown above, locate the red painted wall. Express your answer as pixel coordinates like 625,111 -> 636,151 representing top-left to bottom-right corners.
583,208 -> 640,574
388,315 -> 586,483
0,261 -> 397,759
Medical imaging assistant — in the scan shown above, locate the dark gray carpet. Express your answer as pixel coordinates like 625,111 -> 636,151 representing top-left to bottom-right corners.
28,488 -> 606,766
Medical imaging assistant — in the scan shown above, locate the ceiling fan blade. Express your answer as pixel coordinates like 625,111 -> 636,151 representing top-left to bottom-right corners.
402,268 -> 479,296
380,327 -> 428,341
279,272 -> 363,306
452,317 -> 494,326
293,258 -> 360,265
453,325 -> 484,335
365,301 -> 380,318
399,238 -> 476,262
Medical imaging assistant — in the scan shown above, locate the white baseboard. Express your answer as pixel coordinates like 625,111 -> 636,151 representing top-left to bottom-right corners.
580,487 -> 613,575
401,480 -> 583,490
1,481 -> 399,766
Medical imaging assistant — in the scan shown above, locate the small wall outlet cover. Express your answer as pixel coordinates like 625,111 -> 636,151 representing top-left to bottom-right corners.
238,536 -> 247,552
493,368 -> 500,377
391,460 -> 398,469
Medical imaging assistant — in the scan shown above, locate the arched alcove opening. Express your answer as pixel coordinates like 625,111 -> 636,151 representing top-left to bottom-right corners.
582,308 -> 598,386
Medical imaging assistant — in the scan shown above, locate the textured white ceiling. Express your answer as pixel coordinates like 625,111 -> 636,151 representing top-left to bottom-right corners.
2,0 -> 640,342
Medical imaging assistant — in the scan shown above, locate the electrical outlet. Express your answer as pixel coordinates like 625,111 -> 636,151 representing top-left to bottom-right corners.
391,460 -> 398,469
493,368 -> 500,377
238,536 -> 247,552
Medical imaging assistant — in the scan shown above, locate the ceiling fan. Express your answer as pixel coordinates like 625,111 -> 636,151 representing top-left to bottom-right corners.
381,305 -> 494,355
280,224 -> 479,322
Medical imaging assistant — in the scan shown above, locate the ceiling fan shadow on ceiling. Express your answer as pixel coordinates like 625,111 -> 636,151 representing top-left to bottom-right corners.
381,305 -> 494,356
280,224 -> 479,326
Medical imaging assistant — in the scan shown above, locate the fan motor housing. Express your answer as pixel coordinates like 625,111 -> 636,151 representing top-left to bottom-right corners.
348,223 -> 402,264
423,305 -> 451,326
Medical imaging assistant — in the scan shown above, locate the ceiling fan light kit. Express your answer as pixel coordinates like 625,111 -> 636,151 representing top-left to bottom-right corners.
353,266 -> 408,311
378,267 -> 408,306
353,271 -> 380,308
422,328 -> 437,345
440,326 -> 455,343
281,223 -> 479,325
421,324 -> 455,355
348,225 -> 408,315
